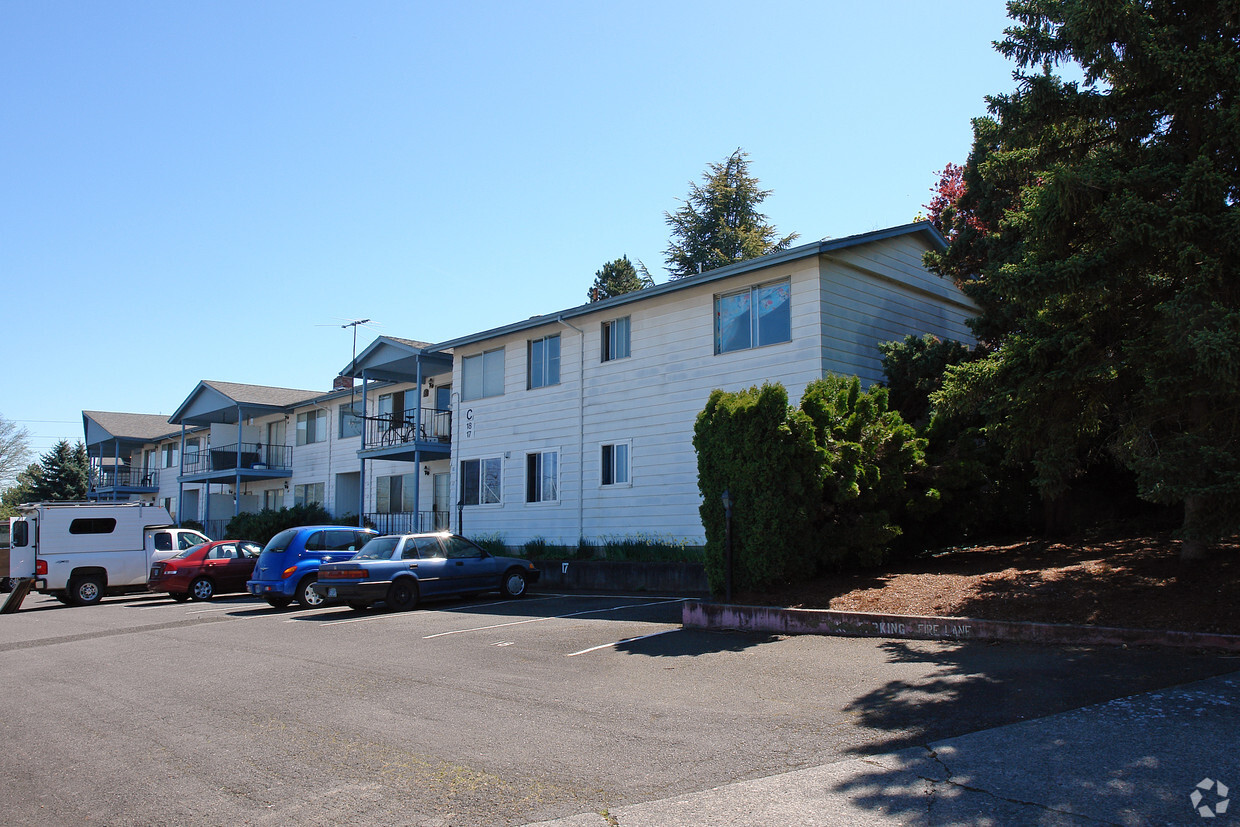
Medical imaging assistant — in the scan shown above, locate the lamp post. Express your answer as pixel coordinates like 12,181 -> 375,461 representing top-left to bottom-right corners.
720,489 -> 733,603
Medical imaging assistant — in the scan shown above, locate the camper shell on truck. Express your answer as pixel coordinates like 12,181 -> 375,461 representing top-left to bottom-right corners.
4,502 -> 211,608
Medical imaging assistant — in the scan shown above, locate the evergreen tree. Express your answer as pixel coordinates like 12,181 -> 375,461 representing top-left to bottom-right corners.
926,0 -> 1240,559
26,440 -> 90,502
664,149 -> 798,279
587,255 -> 652,302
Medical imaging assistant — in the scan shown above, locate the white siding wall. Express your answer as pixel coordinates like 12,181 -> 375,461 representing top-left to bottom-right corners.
819,235 -> 976,384
451,258 -> 825,547
447,237 -> 977,548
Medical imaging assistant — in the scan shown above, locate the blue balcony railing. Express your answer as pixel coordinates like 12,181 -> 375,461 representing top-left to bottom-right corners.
181,443 -> 293,476
363,408 -> 451,450
93,467 -> 159,490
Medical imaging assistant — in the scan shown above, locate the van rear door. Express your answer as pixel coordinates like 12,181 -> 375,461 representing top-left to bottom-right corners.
8,517 -> 35,579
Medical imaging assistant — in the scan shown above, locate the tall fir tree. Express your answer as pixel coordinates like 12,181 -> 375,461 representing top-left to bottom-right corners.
26,440 -> 90,502
587,255 -> 652,302
926,0 -> 1240,559
664,149 -> 798,279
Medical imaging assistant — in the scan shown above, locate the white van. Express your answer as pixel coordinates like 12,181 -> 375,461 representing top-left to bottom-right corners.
6,502 -> 211,607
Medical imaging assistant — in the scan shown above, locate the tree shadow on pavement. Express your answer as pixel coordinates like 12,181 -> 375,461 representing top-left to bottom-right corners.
839,639 -> 1237,757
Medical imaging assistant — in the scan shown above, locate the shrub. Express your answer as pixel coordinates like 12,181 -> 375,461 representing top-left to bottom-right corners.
693,383 -> 823,593
224,504 -> 335,546
800,375 -> 929,568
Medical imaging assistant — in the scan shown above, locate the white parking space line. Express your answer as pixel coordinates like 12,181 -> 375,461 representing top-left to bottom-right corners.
565,628 -> 680,657
312,595 -> 565,626
421,597 -> 689,640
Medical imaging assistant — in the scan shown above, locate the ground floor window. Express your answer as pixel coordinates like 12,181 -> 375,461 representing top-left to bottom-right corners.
294,482 -> 325,507
377,473 -> 418,513
460,458 -> 501,505
526,450 -> 559,503
601,442 -> 630,486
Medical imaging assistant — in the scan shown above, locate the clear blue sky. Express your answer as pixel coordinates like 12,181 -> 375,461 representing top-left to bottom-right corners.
2,0 -> 1019,456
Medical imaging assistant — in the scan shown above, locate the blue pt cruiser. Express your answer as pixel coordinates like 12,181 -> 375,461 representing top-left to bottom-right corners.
314,532 -> 540,611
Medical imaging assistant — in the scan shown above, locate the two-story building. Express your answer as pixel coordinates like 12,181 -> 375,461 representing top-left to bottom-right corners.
82,222 -> 975,546
342,222 -> 977,546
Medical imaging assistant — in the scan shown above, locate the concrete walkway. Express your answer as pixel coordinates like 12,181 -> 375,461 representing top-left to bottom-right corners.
527,669 -> 1240,826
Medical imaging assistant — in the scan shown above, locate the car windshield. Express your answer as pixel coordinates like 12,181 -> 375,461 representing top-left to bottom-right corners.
354,537 -> 400,560
171,543 -> 208,560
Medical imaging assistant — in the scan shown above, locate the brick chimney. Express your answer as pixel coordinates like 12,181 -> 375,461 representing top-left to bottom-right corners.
333,376 -> 355,392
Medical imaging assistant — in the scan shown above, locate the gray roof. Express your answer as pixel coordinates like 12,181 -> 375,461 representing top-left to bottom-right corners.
82,411 -> 178,441
427,222 -> 948,352
199,381 -> 324,408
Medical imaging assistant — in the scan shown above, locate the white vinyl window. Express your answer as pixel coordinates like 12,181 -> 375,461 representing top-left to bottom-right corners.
377,473 -> 418,513
601,317 -> 631,362
528,335 -> 561,389
460,457 -> 502,505
601,442 -> 630,486
714,278 -> 792,354
462,348 -> 505,401
296,410 -> 327,445
294,482 -> 325,506
525,450 -> 559,503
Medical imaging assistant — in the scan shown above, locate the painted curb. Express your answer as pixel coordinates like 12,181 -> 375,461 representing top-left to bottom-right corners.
683,601 -> 1240,652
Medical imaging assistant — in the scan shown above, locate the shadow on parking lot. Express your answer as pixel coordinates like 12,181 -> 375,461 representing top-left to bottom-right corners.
616,628 -> 781,657
838,639 -> 1238,757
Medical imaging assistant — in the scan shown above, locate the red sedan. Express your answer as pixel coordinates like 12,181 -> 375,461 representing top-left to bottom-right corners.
149,540 -> 263,602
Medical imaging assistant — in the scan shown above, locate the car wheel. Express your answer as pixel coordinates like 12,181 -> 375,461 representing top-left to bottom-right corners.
386,578 -> 419,612
67,575 -> 105,607
296,576 -> 324,608
170,592 -> 191,603
189,577 -> 215,601
499,569 -> 528,599
347,601 -> 371,612
264,594 -> 292,609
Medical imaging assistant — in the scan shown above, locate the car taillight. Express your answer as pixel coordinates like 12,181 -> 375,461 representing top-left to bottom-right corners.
321,569 -> 368,579
282,566 -> 298,579
36,559 -> 47,576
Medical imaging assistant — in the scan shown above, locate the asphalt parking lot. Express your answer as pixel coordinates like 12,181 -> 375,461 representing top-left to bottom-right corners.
0,589 -> 1236,826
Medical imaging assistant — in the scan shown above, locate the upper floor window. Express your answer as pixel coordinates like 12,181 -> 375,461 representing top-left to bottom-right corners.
528,335 -> 561,389
296,410 -> 327,446
601,317 -> 631,362
161,444 -> 179,468
714,278 -> 791,354
460,457 -> 502,505
339,404 -> 363,439
184,438 -> 201,463
525,450 -> 559,503
462,348 -> 505,401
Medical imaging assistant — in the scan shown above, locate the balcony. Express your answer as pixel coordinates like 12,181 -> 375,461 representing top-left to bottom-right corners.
358,408 -> 451,462
179,442 -> 293,483
90,466 -> 159,499
364,510 -> 450,535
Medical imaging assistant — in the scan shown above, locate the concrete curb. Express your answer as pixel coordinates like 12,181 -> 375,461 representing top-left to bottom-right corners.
683,600 -> 1240,652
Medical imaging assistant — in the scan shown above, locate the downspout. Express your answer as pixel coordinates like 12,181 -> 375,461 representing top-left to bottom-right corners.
557,316 -> 586,544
